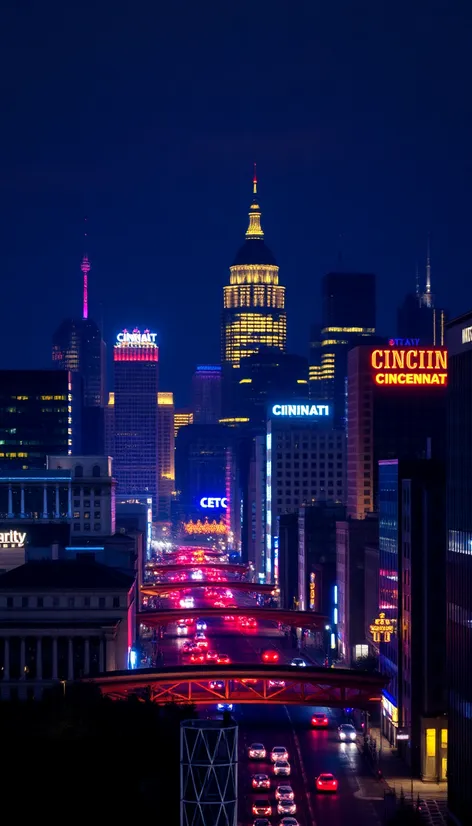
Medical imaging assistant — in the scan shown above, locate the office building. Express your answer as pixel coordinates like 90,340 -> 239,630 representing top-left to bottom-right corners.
397,250 -> 447,346
311,272 -> 376,428
222,171 -> 286,416
104,392 -> 115,458
113,329 -> 159,517
254,402 -> 346,582
347,344 -> 447,519
335,515 -> 378,664
0,370 -> 82,471
174,409 -> 194,438
377,459 -> 446,781
446,311 -> 472,825
0,559 -> 135,699
47,455 -> 115,537
157,392 -> 175,522
235,349 -> 308,425
192,366 -> 222,424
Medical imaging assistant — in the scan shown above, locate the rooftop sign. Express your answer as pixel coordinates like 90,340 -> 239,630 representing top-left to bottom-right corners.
271,404 -> 330,417
370,348 -> 447,386
116,328 -> 157,347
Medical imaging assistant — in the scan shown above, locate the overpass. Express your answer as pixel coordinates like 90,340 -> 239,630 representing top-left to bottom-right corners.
137,607 -> 326,629
146,562 -> 248,575
86,663 -> 387,708
141,581 -> 275,596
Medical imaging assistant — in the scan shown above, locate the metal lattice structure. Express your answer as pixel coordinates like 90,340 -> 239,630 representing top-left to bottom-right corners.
141,580 -> 275,595
181,720 -> 238,826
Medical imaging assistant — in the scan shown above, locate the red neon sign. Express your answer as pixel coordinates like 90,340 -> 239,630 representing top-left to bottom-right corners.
370,348 -> 447,386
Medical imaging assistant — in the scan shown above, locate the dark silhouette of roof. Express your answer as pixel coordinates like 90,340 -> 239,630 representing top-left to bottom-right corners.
232,238 -> 277,267
0,560 -> 134,590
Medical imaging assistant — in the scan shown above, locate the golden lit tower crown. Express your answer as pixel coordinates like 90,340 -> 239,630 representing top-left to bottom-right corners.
222,167 -> 287,370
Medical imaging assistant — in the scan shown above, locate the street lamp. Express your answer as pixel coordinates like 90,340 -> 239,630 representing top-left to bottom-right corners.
324,625 -> 331,666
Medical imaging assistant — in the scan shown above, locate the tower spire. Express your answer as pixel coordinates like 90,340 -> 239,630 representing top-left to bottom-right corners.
81,217 -> 91,320
422,234 -> 433,308
415,262 -> 420,299
246,165 -> 264,239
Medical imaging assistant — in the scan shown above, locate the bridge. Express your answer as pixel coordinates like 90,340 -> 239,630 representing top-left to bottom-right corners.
86,663 -> 387,708
138,607 -> 326,629
146,562 -> 248,575
141,581 -> 275,596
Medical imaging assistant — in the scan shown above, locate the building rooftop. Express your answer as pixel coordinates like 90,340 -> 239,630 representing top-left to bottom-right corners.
0,560 -> 134,591
232,238 -> 277,267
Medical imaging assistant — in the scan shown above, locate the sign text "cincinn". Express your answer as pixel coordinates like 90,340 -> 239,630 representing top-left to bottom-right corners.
371,348 -> 447,386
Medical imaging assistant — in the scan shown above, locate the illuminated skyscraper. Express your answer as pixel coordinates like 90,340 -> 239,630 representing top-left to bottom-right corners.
192,365 -> 222,424
397,248 -> 447,345
222,169 -> 286,416
113,329 -> 159,517
157,392 -> 175,521
174,409 -> 194,438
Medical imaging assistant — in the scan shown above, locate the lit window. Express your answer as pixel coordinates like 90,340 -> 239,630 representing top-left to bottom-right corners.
426,729 -> 436,758
441,729 -> 447,748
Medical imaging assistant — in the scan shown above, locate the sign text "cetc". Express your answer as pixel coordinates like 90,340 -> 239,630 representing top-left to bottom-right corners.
200,497 -> 228,509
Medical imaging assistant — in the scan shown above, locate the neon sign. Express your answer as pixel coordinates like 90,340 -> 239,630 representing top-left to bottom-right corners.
462,326 -> 472,344
389,338 -> 420,346
371,348 -> 447,386
0,530 -> 27,548
200,497 -> 228,509
116,328 -> 157,346
272,404 -> 330,417
369,612 -> 395,643
309,572 -> 316,610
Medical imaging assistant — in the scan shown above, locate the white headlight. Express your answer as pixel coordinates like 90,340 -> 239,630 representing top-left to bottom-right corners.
340,732 -> 346,739
350,733 -> 356,740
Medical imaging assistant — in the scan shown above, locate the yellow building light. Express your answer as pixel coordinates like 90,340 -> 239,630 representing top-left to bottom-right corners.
296,379 -> 308,384
370,612 -> 395,643
158,392 -> 174,405
239,378 -> 252,384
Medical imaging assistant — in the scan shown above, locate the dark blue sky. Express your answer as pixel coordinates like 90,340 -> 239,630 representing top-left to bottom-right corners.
1,0 -> 471,405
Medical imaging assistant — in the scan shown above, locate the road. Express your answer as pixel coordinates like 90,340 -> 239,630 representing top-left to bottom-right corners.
147,588 -> 386,826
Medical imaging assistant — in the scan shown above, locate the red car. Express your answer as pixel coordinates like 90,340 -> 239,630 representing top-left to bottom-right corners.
262,649 -> 280,663
217,654 -> 231,664
190,652 -> 205,663
206,650 -> 218,662
311,714 -> 329,727
196,639 -> 209,650
247,617 -> 257,629
316,773 -> 338,792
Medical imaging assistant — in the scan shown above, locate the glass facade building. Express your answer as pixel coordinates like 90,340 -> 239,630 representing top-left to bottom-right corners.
446,311 -> 472,825
378,459 -> 399,743
52,317 -> 106,408
192,366 -> 221,424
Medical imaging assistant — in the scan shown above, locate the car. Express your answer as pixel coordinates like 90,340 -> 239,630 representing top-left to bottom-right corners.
279,819 -> 299,826
252,774 -> 270,789
311,713 -> 329,727
182,641 -> 198,653
214,600 -> 225,608
224,615 -> 235,621
275,785 -> 294,801
273,760 -> 291,777
241,678 -> 258,685
262,649 -> 280,663
252,799 -> 272,816
338,723 -> 356,741
249,743 -> 267,759
316,773 -> 338,792
177,622 -> 187,635
208,680 -> 225,690
271,746 -> 289,762
253,819 -> 271,826
195,631 -> 206,640
189,652 -> 205,663
277,800 -> 297,815
217,654 -> 230,664
269,679 -> 286,688
206,650 -> 218,662
240,618 -> 249,628
247,617 -> 258,628
290,657 -> 307,667
196,620 -> 207,631
217,703 -> 234,712
196,639 -> 209,649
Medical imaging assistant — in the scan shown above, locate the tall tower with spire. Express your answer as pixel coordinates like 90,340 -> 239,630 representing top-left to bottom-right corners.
397,239 -> 446,345
221,169 -> 287,415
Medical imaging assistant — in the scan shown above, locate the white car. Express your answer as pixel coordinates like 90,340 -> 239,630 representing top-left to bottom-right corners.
338,723 -> 356,741
217,703 -> 234,712
277,800 -> 296,815
271,746 -> 288,762
290,657 -> 307,667
196,620 -> 207,631
275,785 -> 294,801
249,743 -> 267,760
273,760 -> 291,777
177,622 -> 187,635
269,680 -> 286,688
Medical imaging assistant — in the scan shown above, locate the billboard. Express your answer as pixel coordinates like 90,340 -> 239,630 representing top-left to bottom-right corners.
370,348 -> 447,386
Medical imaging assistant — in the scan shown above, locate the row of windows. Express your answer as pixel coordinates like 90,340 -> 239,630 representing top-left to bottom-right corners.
73,523 -> 102,532
73,511 -> 101,519
2,595 -> 122,608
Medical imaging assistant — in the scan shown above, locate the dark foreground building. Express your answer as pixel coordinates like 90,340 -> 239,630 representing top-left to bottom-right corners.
446,311 -> 472,825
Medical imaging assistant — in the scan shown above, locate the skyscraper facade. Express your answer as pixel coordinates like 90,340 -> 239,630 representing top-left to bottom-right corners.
157,392 -> 175,522
192,365 -> 222,424
446,310 -> 472,825
113,329 -> 159,517
222,171 -> 286,416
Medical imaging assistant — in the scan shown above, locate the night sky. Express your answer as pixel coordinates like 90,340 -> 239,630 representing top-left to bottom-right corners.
1,1 -> 471,405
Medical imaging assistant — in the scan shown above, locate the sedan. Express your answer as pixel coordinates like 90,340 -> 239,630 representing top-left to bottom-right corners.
196,639 -> 209,650
316,773 -> 338,792
196,620 -> 207,631
206,650 -> 218,662
271,747 -> 288,762
217,654 -> 230,664
248,743 -> 267,760
177,623 -> 187,635
290,657 -> 307,667
241,678 -> 258,685
273,761 -> 291,777
182,641 -> 197,653
252,774 -> 270,790
275,785 -> 294,801
208,680 -> 225,690
217,703 -> 234,712
277,800 -> 296,816
269,680 -> 286,688
247,617 -> 257,628
311,713 -> 329,727
338,724 -> 356,741
189,652 -> 205,663
252,799 -> 272,817
262,650 -> 280,663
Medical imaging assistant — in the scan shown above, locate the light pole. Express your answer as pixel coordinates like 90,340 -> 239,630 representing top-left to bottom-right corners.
324,625 -> 331,666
